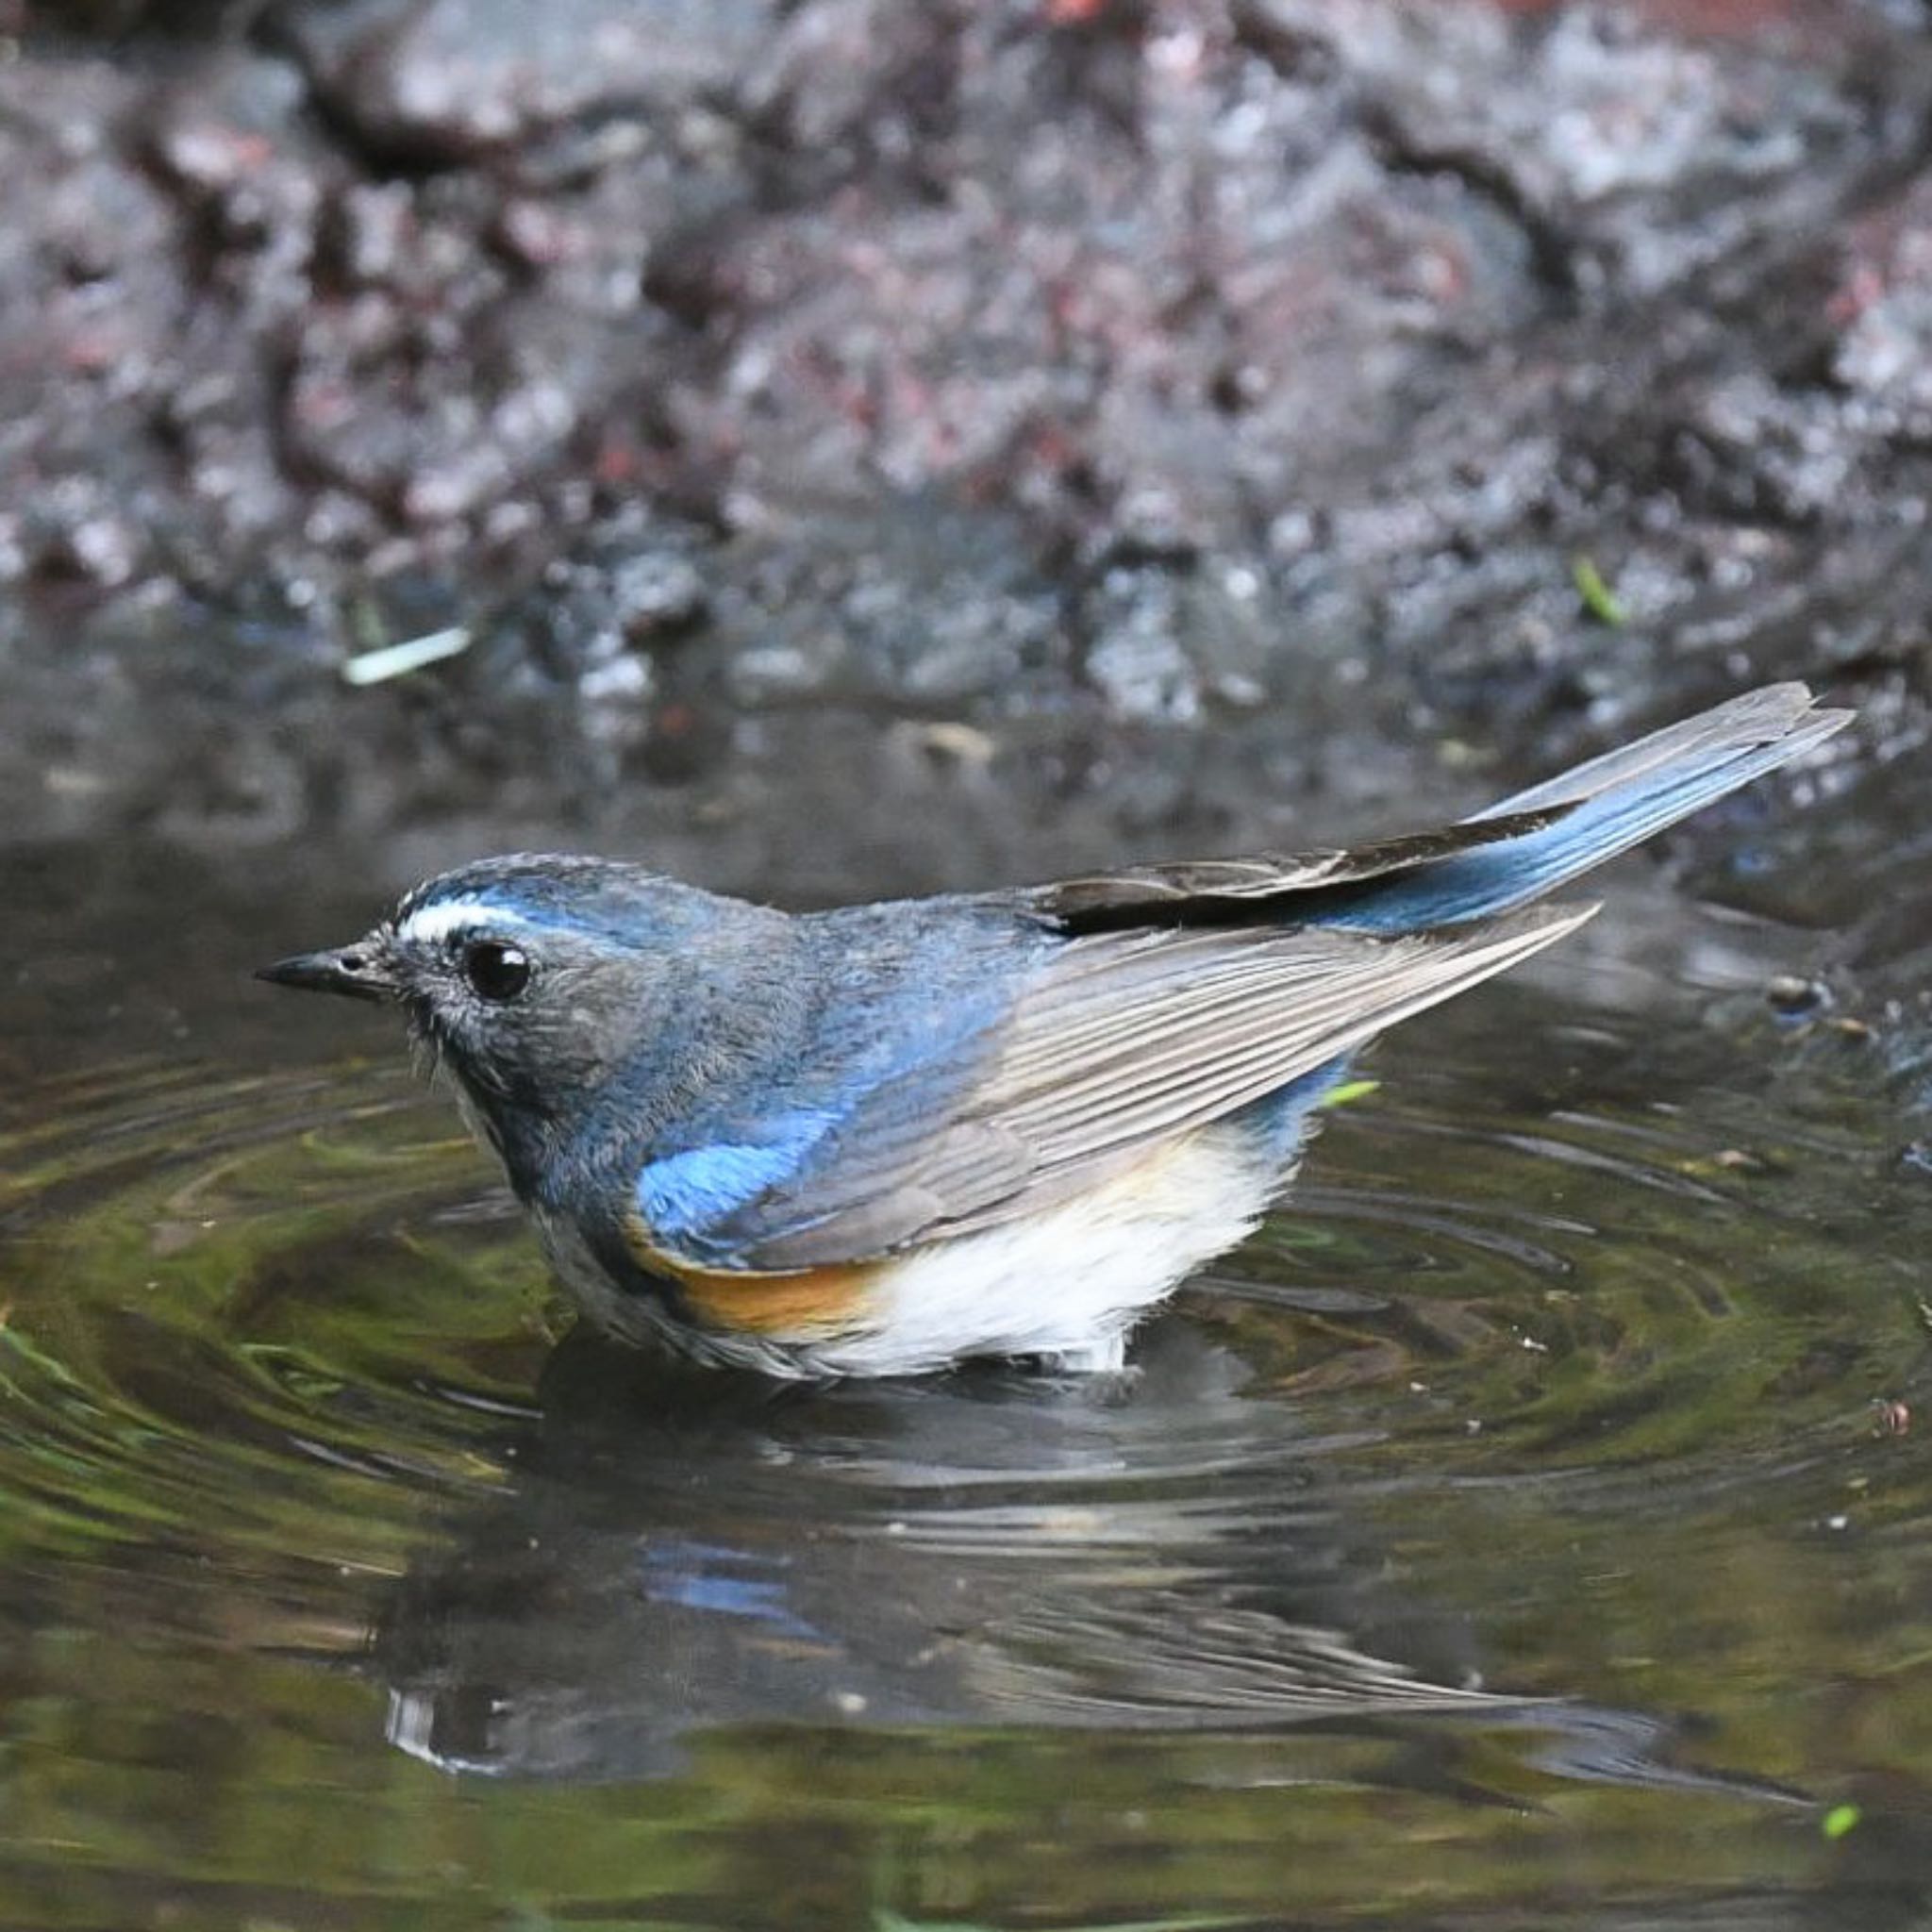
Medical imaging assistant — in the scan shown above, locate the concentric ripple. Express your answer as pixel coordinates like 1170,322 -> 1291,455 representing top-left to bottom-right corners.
1202,997 -> 1932,1493
1,988 -> 1925,1637
0,1059 -> 549,1591
3,972 -> 1930,1927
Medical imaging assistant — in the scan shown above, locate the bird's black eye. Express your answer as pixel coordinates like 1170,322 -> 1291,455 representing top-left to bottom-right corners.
462,940 -> 531,1002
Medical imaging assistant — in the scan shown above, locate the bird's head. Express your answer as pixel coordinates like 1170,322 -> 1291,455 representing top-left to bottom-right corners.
259,857 -> 775,1176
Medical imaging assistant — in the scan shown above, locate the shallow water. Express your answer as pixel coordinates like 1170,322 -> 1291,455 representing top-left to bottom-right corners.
4,810 -> 1932,1931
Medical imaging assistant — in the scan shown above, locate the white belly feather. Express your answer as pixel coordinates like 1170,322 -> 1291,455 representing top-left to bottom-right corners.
537,1124 -> 1288,1378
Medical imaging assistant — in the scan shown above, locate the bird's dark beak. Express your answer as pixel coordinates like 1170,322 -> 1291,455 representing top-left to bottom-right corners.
257,935 -> 400,1004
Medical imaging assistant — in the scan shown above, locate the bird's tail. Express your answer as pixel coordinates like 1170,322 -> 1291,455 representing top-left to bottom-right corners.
1330,683 -> 1851,934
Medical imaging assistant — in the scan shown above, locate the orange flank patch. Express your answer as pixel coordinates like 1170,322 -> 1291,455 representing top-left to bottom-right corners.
624,1214 -> 878,1338
676,1261 -> 880,1338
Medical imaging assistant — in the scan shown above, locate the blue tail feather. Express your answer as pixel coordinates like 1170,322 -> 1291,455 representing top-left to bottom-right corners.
1314,685 -> 1848,935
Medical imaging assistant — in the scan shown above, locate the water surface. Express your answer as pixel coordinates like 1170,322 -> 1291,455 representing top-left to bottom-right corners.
3,819 -> 1930,1932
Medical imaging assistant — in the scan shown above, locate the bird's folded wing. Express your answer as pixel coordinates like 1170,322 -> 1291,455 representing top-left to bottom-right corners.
640,903 -> 1594,1274
1027,807 -> 1565,924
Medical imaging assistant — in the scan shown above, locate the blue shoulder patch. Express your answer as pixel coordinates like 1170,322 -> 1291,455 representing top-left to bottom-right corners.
637,1111 -> 837,1246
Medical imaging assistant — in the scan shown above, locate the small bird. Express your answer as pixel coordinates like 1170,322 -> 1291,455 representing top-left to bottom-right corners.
261,683 -> 1847,1379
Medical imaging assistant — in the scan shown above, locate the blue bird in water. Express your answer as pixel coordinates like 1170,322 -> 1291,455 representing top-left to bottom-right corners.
261,683 -> 1847,1379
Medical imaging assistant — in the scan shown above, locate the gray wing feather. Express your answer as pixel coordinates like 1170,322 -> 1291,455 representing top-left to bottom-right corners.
940,906 -> 1596,1192
731,903 -> 1595,1270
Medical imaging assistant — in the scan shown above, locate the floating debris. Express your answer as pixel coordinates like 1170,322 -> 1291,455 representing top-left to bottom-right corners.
1765,973 -> 1827,1017
341,625 -> 473,688
1318,1078 -> 1383,1110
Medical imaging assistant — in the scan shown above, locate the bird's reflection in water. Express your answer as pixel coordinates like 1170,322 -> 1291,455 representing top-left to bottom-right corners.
375,1320 -> 1797,1808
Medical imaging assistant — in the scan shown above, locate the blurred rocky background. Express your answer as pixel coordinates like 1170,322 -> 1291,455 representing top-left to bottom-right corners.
3,0 -> 1929,908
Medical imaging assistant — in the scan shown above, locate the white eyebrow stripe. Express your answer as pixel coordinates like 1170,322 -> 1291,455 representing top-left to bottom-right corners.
396,900 -> 539,946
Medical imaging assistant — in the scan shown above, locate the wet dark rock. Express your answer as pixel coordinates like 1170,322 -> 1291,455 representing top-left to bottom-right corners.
610,550 -> 708,643
1079,559 -> 1278,724
1334,1 -> 1883,293
1828,174 -> 1932,420
267,0 -> 779,169
2,0 -> 1931,960
698,503 -> 1068,711
25,0 -> 265,35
